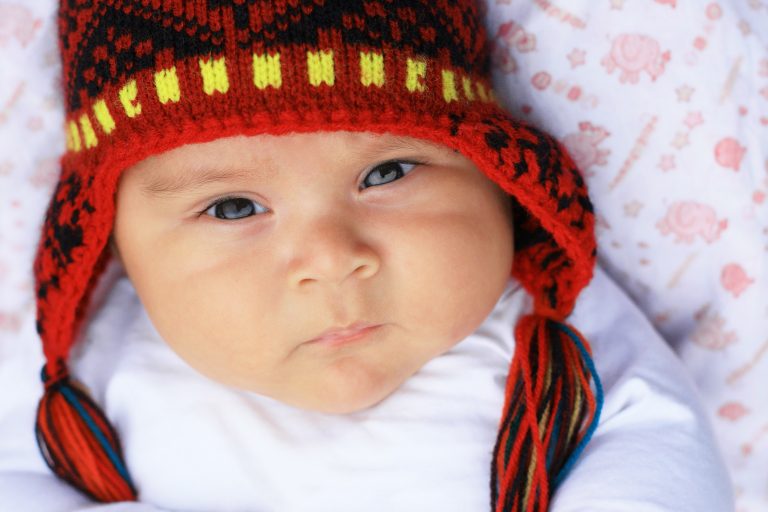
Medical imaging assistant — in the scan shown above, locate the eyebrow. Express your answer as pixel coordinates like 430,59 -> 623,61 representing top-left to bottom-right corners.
349,135 -> 445,161
140,166 -> 267,198
139,135 -> 447,198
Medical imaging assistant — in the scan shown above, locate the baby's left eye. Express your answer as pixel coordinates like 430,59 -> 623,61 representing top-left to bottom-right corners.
361,161 -> 418,189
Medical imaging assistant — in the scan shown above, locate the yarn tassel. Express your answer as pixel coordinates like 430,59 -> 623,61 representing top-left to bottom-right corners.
490,314 -> 603,511
35,365 -> 137,502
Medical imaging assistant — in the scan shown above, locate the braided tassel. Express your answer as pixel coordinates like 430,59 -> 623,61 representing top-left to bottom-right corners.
35,364 -> 137,502
490,314 -> 603,511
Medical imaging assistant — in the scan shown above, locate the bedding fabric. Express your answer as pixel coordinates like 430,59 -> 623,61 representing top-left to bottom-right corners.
0,0 -> 766,509
480,1 -> 767,508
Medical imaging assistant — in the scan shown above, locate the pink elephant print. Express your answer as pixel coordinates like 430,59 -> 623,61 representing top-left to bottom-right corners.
489,40 -> 517,74
490,19 -> 536,74
0,5 -> 42,48
656,201 -> 728,244
496,19 -> 536,53
562,122 -> 611,176
602,34 -> 670,84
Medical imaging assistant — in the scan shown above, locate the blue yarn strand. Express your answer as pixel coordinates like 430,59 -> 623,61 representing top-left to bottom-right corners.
546,402 -> 562,469
59,386 -> 135,486
552,322 -> 604,488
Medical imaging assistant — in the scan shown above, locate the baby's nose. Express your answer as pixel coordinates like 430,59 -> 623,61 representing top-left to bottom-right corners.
286,215 -> 380,288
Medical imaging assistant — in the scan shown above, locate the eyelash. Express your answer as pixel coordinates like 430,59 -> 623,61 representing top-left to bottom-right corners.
198,159 -> 422,221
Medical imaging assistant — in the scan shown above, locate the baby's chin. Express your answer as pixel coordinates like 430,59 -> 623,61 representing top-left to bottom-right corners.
270,380 -> 402,415
219,374 -> 398,415
169,331 -> 422,415
243,369 -> 408,416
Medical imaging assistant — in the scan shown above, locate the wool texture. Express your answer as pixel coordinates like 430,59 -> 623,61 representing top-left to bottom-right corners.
35,1 -> 600,509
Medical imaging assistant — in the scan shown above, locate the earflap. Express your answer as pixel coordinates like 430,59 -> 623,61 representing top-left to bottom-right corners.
32,155 -> 135,501
33,161 -> 111,364
438,111 -> 602,510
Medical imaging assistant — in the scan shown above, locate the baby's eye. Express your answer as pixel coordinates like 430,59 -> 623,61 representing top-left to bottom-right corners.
203,197 -> 266,220
361,161 -> 418,189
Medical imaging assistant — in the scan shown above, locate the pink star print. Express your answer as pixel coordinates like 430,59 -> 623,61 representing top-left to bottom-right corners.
684,111 -> 704,129
672,132 -> 690,149
658,154 -> 676,172
567,49 -> 586,68
676,85 -> 694,102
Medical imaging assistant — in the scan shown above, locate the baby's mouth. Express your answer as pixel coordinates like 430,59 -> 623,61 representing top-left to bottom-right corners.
305,322 -> 382,347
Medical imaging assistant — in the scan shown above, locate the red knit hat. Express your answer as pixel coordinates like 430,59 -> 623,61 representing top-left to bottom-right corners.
35,1 -> 601,510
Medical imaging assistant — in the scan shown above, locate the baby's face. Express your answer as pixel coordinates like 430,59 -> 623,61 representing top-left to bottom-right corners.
113,131 -> 514,414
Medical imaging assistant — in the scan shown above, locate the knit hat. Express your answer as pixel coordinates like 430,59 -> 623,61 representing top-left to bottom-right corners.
35,1 -> 601,510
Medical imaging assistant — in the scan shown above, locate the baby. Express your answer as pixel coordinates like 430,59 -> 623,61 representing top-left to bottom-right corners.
111,130 -> 516,415
9,0 -> 732,511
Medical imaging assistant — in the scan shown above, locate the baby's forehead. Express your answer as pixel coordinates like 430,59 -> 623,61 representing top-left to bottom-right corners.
209,131 -> 452,155
125,130 -> 467,195
136,130 -> 458,172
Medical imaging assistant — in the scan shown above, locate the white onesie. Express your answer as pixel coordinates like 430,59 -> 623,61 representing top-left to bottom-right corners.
0,264 -> 734,511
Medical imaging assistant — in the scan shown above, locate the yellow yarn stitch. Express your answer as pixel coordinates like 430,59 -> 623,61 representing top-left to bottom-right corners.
154,67 -> 181,104
476,81 -> 489,102
462,77 -> 475,101
200,56 -> 230,95
252,53 -> 282,89
119,80 -> 142,118
406,58 -> 426,92
93,99 -> 116,134
66,120 -> 81,152
522,450 -> 538,510
441,70 -> 458,102
307,50 -> 335,86
359,51 -> 384,87
78,114 -> 98,149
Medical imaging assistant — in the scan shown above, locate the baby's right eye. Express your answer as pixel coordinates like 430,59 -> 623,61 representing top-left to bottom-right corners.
203,197 -> 266,221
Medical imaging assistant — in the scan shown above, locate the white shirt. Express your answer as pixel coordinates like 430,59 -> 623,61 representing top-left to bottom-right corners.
0,264 -> 734,511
